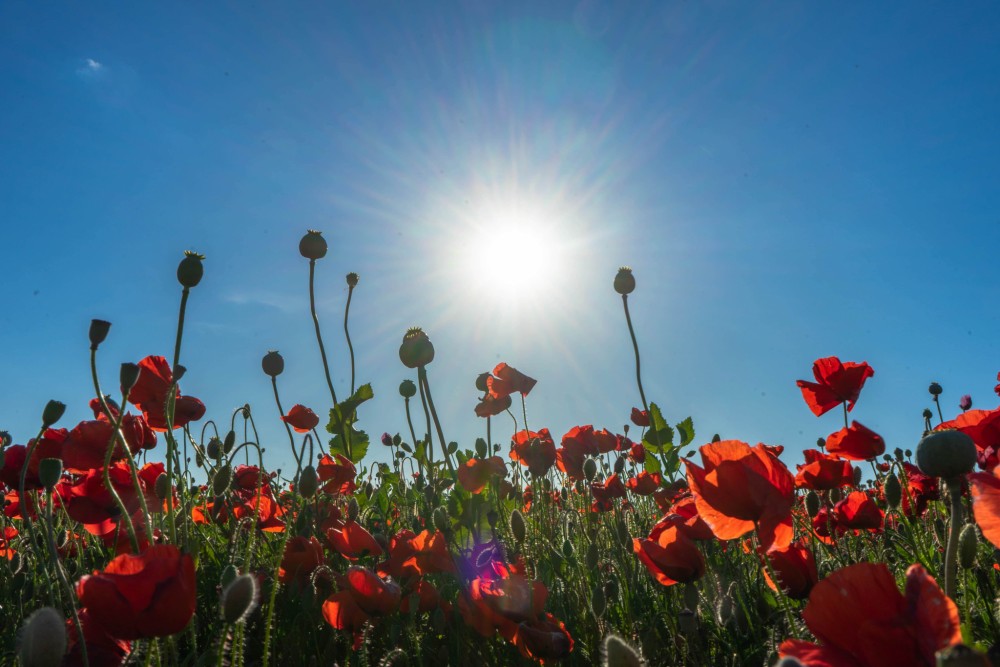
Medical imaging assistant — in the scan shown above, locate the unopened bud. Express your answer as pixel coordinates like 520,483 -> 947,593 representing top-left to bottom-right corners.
38,458 -> 62,490
959,524 -> 978,569
475,438 -> 488,458
586,542 -> 600,569
591,584 -> 607,618
510,509 -> 526,542
346,497 -> 359,522
155,473 -> 170,500
223,430 -> 236,454
433,506 -> 450,533
89,319 -> 111,350
120,363 -> 141,394
220,564 -> 238,588
583,458 -> 598,482
212,465 -> 232,496
614,456 -> 626,474
221,573 -> 259,624
41,400 -> 66,428
298,465 -> 318,499
805,490 -> 820,518
601,634 -> 642,667
18,607 -> 66,667
884,473 -> 902,509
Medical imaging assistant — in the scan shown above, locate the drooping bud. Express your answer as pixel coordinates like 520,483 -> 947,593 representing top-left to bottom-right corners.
510,509 -> 526,543
18,607 -> 66,667
853,466 -> 863,486
177,250 -> 205,288
916,429 -> 977,479
399,327 -> 434,368
223,430 -> 236,454
221,573 -> 259,624
399,379 -> 417,398
89,319 -> 112,350
212,465 -> 232,496
613,266 -> 636,295
41,400 -> 65,428
475,438 -> 488,458
298,465 -> 318,499
884,473 -> 902,509
562,539 -> 574,559
299,230 -> 327,260
614,456 -> 626,474
959,524 -> 978,569
261,350 -> 284,378
173,365 -> 186,382
38,458 -> 62,491
601,634 -> 643,667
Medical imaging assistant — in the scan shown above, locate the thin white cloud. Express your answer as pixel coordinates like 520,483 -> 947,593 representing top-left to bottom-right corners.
77,58 -> 106,78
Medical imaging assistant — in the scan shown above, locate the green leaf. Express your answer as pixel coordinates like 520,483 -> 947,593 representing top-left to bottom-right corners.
642,403 -> 674,453
643,453 -> 662,475
675,416 -> 695,448
329,427 -> 370,464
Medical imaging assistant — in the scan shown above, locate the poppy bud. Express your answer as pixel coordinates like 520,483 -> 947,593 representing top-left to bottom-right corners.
18,607 -> 66,667
916,429 -> 977,479
804,490 -> 820,517
711,433 -> 721,442
616,521 -> 630,547
884,473 -> 902,509
41,400 -> 65,428
475,372 -> 490,393
853,466 -> 863,486
959,394 -> 973,411
155,473 -> 170,500
583,458 -> 598,482
614,266 -> 635,295
261,350 -> 284,378
562,539 -> 574,559
364,481 -> 374,498
829,487 -> 842,503
220,563 -> 238,588
929,382 -> 943,396
299,230 -> 327,260
959,524 -> 978,569
177,251 -> 205,288
510,509 -> 526,542
586,542 -> 600,569
221,573 -> 259,624
346,496 -> 359,522
475,438 -> 488,458
206,438 -> 222,460
399,379 -> 417,398
89,319 -> 111,350
432,506 -> 450,534
905,449 -> 912,458
346,272 -> 359,287
298,465 -> 318,499
601,634 -> 642,667
212,465 -> 232,496
38,458 -> 62,490
399,327 -> 434,368
614,456 -> 626,474
591,584 -> 607,618
173,364 -> 186,382
223,430 -> 236,454
381,432 -> 393,447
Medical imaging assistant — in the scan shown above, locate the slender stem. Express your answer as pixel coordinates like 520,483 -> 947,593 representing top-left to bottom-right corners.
520,394 -> 529,435
403,397 -> 421,477
934,396 -> 944,425
172,288 -> 189,372
308,259 -> 339,406
271,377 -> 301,470
621,295 -> 648,413
943,476 -> 963,600
417,372 -> 434,472
842,402 -> 849,430
419,367 -> 455,475
45,493 -> 89,667
344,284 -> 356,395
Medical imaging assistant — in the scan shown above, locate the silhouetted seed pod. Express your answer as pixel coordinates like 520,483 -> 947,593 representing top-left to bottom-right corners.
299,230 -> 327,260
206,438 -> 222,460
399,327 -> 434,368
346,272 -> 359,287
399,379 -> 417,398
261,351 -> 284,378
177,251 -> 205,288
614,266 -> 635,295
929,382 -> 943,396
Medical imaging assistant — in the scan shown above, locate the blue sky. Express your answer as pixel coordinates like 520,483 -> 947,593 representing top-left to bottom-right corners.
3,2 -> 1000,478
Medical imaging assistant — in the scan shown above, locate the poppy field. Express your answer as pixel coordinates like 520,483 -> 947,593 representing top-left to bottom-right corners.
5,231 -> 1000,667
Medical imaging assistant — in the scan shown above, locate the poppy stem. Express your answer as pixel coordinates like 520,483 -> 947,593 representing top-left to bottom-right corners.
403,396 -> 422,478
842,402 -> 849,430
520,394 -> 530,436
344,282 -> 356,396
271,377 -> 302,471
43,492 -> 90,667
417,372 -> 435,479
943,476 -> 963,600
621,295 -> 649,416
308,259 -> 340,407
419,367 -> 456,476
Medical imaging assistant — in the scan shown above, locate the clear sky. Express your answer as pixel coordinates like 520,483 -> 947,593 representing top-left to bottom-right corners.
3,2 -> 1000,478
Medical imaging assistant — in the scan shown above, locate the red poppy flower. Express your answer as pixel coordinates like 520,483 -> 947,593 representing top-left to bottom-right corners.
77,544 -> 196,639
628,442 -> 646,464
825,421 -> 886,461
796,356 -> 875,417
938,408 -> 1000,471
127,356 -> 206,431
561,425 -> 618,455
794,449 -> 854,490
322,567 -> 401,649
232,465 -> 271,491
512,613 -> 574,664
510,429 -> 557,477
279,536 -> 325,587
630,407 -> 650,427
326,519 -> 384,560
0,429 -> 66,490
62,412 -> 155,474
0,526 -> 18,560
778,562 -> 961,667
457,456 -> 507,494
591,473 -> 627,507
317,454 -> 358,496
281,404 -> 319,433
402,529 -> 456,576
969,467 -> 1000,549
633,524 -> 706,587
461,572 -> 548,640
834,490 -> 884,531
761,541 -> 817,600
487,363 -> 537,400
900,462 -> 938,517
58,461 -> 162,536
626,471 -> 662,496
400,578 -> 447,614
684,440 -> 795,551
650,495 -> 715,542
66,609 -> 132,667
475,394 -> 512,418
376,529 -> 416,579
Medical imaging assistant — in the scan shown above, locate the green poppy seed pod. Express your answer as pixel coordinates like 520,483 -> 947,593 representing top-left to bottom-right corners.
804,490 -> 820,517
346,272 -> 359,287
261,350 -> 284,378
399,379 -> 417,398
223,430 -> 236,454
959,524 -> 978,569
177,251 -> 205,288
562,539 -> 574,559
154,473 -> 170,500
683,583 -> 700,610
916,429 -> 977,479
88,319 -> 111,350
221,573 -> 260,624
475,372 -> 490,393
475,438 -> 488,459
929,382 -> 943,396
614,266 -> 635,295
677,608 -> 697,636
41,400 -> 65,428
299,230 -> 327,260
601,634 -> 643,667
399,327 -> 434,368
884,473 -> 902,509
298,465 -> 318,499
212,465 -> 232,496
583,458 -> 598,482
935,643 -> 990,667
38,458 -> 62,491
206,437 -> 222,460
346,497 -> 360,522
591,584 -> 607,618
18,607 -> 66,667
120,363 -> 141,394
586,542 -> 600,570
220,563 -> 238,588
510,509 -> 526,543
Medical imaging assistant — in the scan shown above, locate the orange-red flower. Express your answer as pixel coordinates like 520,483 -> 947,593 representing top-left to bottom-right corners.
63,406 -> 156,474
281,404 -> 320,433
317,454 -> 358,496
650,495 -> 715,542
475,394 -> 513,418
0,430 -> 67,490
487,363 -> 537,400
76,544 -> 196,639
322,567 -> 401,649
778,563 -> 961,667
796,356 -> 875,417
279,536 -> 325,587
795,449 -> 854,490
402,529 -> 455,576
684,440 -> 795,551
0,526 -> 17,560
127,355 -> 206,431
969,467 -> 1000,549
633,524 -> 706,587
510,429 -> 556,477
825,421 -> 885,461
327,519 -> 384,560
457,456 -> 507,494
760,541 -> 817,600
512,613 -> 574,664
630,407 -> 650,427
938,407 -> 1000,470
834,490 -> 884,531
626,471 -> 662,496
461,571 -> 549,640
